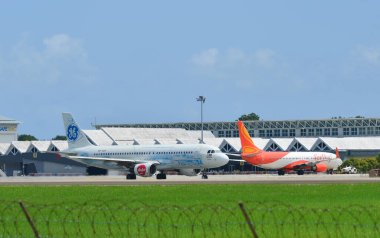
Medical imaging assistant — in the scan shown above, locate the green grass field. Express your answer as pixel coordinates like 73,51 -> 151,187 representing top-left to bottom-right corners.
1,184 -> 380,237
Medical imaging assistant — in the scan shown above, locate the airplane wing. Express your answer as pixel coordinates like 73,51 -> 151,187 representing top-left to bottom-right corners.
66,155 -> 160,169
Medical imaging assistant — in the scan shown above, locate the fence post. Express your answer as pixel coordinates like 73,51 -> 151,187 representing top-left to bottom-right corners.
239,202 -> 259,238
19,201 -> 40,238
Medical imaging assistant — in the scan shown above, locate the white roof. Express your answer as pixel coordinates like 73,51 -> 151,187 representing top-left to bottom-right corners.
8,141 -> 31,154
185,130 -> 215,138
320,137 -> 380,150
294,138 -> 318,150
0,143 -> 10,155
101,127 -> 215,141
202,138 -> 225,148
133,139 -> 157,145
49,141 -> 68,151
153,139 -> 179,145
223,138 -> 242,151
176,138 -> 201,145
28,141 -> 51,152
83,130 -> 114,146
114,140 -> 136,146
270,138 -> 294,151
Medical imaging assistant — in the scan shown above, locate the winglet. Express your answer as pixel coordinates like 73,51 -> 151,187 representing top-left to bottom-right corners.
237,121 -> 262,155
335,147 -> 340,158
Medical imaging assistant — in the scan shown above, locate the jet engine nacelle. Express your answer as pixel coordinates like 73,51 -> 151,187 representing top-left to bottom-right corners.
134,163 -> 157,177
178,169 -> 202,176
312,163 -> 328,172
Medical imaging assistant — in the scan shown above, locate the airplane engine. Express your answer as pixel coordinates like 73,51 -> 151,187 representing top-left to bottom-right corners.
178,169 -> 202,176
312,163 -> 328,172
134,163 -> 157,177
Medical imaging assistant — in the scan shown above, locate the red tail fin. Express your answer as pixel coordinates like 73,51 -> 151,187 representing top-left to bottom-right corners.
335,147 -> 340,158
237,121 -> 262,155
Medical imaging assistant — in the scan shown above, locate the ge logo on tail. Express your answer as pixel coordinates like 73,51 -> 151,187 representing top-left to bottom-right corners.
67,124 -> 79,142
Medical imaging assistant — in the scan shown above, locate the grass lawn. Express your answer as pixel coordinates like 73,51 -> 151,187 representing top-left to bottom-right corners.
1,184 -> 379,237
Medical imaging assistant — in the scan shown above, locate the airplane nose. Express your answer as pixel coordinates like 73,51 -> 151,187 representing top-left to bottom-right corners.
218,153 -> 230,167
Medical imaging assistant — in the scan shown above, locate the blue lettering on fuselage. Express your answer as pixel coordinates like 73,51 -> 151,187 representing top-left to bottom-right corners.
176,159 -> 203,166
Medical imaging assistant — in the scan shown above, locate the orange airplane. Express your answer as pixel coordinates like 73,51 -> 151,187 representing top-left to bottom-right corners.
236,121 -> 342,175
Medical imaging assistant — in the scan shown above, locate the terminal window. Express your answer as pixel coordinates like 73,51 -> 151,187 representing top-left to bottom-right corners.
233,130 -> 239,137
300,129 -> 307,136
289,129 -> 296,137
225,130 -> 232,137
218,131 -> 225,137
316,128 -> 322,136
274,129 -> 280,137
324,128 -> 331,136
343,128 -> 350,136
351,128 -> 358,136
376,127 -> 380,135
332,128 -> 338,136
359,127 -> 365,135
259,130 -> 265,137
308,129 -> 315,136
282,129 -> 288,137
266,130 -> 273,137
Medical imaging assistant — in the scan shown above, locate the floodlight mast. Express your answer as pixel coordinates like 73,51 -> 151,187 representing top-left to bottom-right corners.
196,96 -> 206,144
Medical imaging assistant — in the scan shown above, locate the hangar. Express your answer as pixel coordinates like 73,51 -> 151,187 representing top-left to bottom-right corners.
1,116 -> 380,176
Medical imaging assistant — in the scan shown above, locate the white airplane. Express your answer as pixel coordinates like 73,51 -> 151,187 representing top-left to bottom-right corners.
59,113 -> 229,179
236,121 -> 343,175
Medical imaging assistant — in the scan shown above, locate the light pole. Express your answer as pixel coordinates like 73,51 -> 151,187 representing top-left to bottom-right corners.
196,96 -> 206,143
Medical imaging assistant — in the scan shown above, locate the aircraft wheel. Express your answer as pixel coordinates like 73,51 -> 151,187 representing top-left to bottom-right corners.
202,174 -> 208,179
278,170 -> 285,176
297,170 -> 304,175
156,173 -> 167,180
126,174 -> 136,180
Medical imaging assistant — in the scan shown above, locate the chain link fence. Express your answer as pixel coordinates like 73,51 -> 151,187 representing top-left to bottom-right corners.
0,200 -> 379,237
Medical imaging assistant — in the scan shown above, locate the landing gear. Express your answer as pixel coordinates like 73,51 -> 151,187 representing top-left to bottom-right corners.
278,170 -> 285,176
296,170 -> 305,175
156,173 -> 167,180
126,174 -> 136,180
201,170 -> 208,179
327,169 -> 334,175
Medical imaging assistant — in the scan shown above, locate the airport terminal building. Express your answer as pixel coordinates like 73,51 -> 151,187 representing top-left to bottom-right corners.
1,115 -> 380,176
95,117 -> 380,139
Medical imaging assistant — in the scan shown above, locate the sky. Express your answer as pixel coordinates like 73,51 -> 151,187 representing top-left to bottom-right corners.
1,1 -> 380,139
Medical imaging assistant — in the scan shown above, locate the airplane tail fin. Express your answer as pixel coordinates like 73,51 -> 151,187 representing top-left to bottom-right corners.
237,121 -> 262,155
335,147 -> 340,158
62,113 -> 93,149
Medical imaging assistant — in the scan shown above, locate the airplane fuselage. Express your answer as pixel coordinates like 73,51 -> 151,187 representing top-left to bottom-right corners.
243,151 -> 342,170
64,144 -> 228,171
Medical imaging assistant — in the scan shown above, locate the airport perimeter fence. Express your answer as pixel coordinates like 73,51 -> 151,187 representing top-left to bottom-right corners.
0,200 -> 379,238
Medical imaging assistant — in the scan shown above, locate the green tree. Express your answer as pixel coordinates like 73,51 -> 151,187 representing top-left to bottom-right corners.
238,113 -> 260,121
18,134 -> 38,141
52,135 -> 67,140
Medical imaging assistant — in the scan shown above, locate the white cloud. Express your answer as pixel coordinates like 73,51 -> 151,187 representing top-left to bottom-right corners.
254,48 -> 276,68
355,46 -> 380,65
0,34 -> 96,85
190,47 -> 282,89
191,48 -> 219,67
43,34 -> 86,60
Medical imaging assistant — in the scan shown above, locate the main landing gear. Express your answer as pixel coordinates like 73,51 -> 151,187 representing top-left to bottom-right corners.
277,170 -> 285,176
296,170 -> 305,175
327,169 -> 334,175
201,170 -> 208,179
156,173 -> 167,180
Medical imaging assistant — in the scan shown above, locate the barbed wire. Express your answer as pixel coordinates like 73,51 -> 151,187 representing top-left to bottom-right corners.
0,200 -> 379,237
